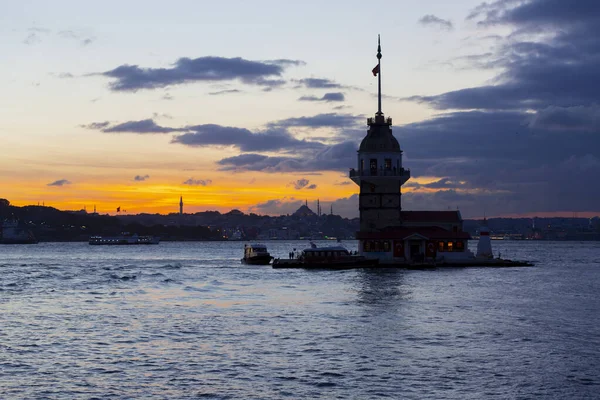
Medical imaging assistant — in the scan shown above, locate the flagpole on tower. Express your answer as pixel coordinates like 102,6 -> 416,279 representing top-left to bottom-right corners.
377,34 -> 382,115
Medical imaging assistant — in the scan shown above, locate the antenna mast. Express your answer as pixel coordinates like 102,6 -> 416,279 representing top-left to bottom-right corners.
377,34 -> 382,115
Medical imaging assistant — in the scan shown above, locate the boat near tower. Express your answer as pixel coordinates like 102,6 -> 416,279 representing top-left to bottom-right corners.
346,36 -> 532,268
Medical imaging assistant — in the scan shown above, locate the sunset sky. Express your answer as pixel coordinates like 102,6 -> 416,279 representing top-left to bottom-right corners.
2,0 -> 599,218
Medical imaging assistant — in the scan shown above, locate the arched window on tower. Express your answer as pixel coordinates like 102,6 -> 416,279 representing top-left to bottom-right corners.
384,159 -> 392,171
370,159 -> 377,176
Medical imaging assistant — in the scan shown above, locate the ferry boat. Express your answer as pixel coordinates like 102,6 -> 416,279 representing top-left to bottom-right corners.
89,233 -> 160,245
0,219 -> 38,244
241,243 -> 273,265
272,245 -> 379,269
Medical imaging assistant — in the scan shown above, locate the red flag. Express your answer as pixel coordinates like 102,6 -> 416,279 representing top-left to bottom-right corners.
372,64 -> 380,76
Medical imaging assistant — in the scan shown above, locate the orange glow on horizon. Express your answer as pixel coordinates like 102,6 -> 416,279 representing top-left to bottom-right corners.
4,171 -> 358,216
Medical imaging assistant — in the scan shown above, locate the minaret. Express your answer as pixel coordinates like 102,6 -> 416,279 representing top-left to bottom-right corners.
350,36 -> 410,233
179,196 -> 183,215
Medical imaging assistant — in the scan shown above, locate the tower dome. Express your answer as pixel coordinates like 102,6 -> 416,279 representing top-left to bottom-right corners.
359,117 -> 401,152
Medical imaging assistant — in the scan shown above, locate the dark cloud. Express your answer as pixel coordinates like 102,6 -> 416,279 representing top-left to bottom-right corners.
47,179 -> 71,187
265,59 -> 306,67
405,178 -> 467,190
467,0 -> 600,27
294,78 -> 344,89
299,92 -> 345,102
183,178 -> 212,186
84,113 -> 365,158
209,89 -> 242,96
252,77 -> 286,87
395,109 -> 600,216
96,119 -> 177,134
81,121 -> 110,130
248,198 -> 304,216
334,181 -> 353,186
306,184 -> 317,189
216,140 -> 358,173
528,105 -> 600,132
390,0 -> 600,215
99,56 -> 296,91
329,195 -> 359,218
292,179 -> 310,190
246,195 -> 359,218
134,175 -> 150,181
419,14 -> 454,30
216,153 -> 298,172
269,113 -> 363,128
408,1 -> 600,111
172,125 -> 323,152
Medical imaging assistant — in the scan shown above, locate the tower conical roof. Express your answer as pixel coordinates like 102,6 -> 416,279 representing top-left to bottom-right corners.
359,121 -> 400,152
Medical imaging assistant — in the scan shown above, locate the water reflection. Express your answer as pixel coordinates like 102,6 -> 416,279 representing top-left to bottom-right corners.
352,269 -> 411,307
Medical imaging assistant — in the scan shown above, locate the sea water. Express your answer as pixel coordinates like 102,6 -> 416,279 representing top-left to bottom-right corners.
1,240 -> 599,399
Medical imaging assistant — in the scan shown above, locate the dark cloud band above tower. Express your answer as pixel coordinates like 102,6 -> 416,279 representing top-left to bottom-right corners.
99,56 -> 302,91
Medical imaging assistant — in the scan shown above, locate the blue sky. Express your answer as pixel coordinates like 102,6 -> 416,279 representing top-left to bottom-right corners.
1,0 -> 599,218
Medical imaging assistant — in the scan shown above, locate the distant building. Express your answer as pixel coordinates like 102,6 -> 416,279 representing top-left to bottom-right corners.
293,205 -> 316,218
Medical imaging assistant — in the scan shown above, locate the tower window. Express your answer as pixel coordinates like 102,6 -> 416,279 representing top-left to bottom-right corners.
384,159 -> 392,170
361,159 -> 365,172
370,159 -> 377,175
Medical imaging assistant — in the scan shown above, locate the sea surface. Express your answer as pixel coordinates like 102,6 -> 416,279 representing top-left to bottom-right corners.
1,240 -> 599,399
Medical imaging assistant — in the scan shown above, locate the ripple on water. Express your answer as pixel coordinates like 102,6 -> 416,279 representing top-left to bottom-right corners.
1,241 -> 599,399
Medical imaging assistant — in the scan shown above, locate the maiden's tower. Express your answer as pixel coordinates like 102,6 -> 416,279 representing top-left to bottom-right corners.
349,36 -> 472,265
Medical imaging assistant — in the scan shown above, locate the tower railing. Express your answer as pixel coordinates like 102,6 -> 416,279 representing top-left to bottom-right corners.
349,167 -> 410,178
367,117 -> 393,126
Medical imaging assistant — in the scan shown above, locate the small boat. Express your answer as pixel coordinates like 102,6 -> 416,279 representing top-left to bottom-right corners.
89,233 -> 160,245
272,245 -> 379,269
241,243 -> 273,265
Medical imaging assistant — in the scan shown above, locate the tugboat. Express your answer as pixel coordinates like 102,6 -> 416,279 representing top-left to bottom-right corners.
272,245 -> 379,269
0,219 -> 38,244
241,243 -> 273,265
89,233 -> 160,245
